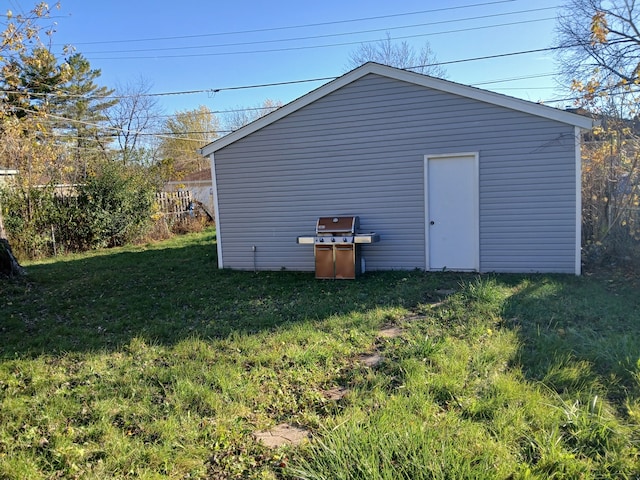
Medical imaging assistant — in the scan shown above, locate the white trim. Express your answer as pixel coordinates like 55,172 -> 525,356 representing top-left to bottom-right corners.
200,63 -> 594,156
575,126 -> 582,276
424,158 -> 430,271
210,153 -> 224,269
424,152 -> 480,272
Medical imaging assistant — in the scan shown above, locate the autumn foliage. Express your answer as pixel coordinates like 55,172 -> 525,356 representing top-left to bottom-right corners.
558,0 -> 640,265
574,82 -> 640,264
581,121 -> 640,261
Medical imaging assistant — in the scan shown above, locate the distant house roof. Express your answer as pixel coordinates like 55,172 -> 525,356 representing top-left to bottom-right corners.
180,169 -> 211,182
199,62 -> 595,157
167,169 -> 212,183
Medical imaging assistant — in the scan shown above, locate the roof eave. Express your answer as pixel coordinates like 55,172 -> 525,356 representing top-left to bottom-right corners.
199,62 -> 595,156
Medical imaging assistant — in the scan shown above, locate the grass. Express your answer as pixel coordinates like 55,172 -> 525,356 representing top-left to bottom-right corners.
0,227 -> 639,479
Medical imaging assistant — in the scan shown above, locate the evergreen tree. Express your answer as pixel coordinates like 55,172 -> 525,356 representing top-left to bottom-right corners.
52,53 -> 118,182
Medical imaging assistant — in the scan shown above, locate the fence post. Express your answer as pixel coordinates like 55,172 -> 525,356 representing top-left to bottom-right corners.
51,225 -> 57,256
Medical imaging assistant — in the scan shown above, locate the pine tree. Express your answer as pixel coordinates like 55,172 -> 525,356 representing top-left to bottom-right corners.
51,53 -> 118,182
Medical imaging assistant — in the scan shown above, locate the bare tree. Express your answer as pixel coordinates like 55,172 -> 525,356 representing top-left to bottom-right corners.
105,77 -> 163,165
556,0 -> 640,85
346,33 -> 447,77
556,0 -> 640,261
221,99 -> 282,133
159,105 -> 219,177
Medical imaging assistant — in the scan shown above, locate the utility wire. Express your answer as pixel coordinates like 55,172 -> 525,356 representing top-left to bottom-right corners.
9,69 -> 578,147
5,38 -> 601,139
87,17 -> 555,60
60,0 -> 517,46
188,47 -> 566,96
0,76 -> 335,99
15,106 -> 211,143
79,7 -> 558,55
0,47 -> 568,104
425,44 -> 564,68
472,73 -> 556,86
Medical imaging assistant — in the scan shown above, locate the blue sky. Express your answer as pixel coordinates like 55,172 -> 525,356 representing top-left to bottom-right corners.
28,0 -> 573,117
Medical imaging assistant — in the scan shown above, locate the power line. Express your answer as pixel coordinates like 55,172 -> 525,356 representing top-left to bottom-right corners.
78,7 -> 558,56
60,0 -> 517,46
18,73 -> 608,147
494,86 -> 556,91
7,67 -> 572,146
0,49 -> 568,103
7,0 -> 26,17
0,77 -> 335,99
472,73 -> 556,86
87,17 -> 556,61
429,45 -> 565,68
15,106 -> 211,143
542,87 -> 640,105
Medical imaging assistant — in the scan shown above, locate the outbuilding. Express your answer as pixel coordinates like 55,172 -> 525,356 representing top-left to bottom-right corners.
199,63 -> 593,275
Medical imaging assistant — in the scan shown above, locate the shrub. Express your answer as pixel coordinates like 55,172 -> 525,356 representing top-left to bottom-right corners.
75,161 -> 156,249
1,161 -> 158,259
1,184 -> 60,259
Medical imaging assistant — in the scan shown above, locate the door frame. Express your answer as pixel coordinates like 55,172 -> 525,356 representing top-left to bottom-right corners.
424,152 -> 480,271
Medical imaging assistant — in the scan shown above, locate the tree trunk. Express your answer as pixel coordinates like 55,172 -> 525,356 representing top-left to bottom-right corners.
0,207 -> 25,277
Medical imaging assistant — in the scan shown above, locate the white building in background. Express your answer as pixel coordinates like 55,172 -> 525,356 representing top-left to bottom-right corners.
0,169 -> 18,187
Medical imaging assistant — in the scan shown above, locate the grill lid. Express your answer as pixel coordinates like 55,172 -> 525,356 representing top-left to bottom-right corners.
297,215 -> 380,245
316,216 -> 359,234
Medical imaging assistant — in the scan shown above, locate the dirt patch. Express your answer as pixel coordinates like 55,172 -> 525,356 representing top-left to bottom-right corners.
404,314 -> 430,322
377,326 -> 403,338
253,423 -> 310,448
359,353 -> 383,367
322,386 -> 350,400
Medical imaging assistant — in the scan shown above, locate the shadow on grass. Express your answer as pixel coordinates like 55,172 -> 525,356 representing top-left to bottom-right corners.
0,230 -> 461,358
502,274 -> 640,404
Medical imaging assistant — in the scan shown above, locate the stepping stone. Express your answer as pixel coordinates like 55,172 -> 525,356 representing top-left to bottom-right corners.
359,353 -> 383,367
435,289 -> 456,295
378,326 -> 403,338
322,386 -> 349,400
403,314 -> 432,323
253,423 -> 310,448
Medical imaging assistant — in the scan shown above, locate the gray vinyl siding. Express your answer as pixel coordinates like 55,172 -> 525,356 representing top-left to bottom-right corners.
214,73 -> 578,273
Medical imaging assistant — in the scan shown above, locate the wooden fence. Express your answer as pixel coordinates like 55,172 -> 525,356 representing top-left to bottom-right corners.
156,191 -> 194,221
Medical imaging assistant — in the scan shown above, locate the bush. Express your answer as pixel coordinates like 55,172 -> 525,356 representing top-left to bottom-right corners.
75,161 -> 157,249
1,184 -> 60,259
1,161 -> 158,259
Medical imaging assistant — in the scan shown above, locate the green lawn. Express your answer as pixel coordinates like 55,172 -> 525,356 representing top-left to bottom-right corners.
1,227 -> 639,479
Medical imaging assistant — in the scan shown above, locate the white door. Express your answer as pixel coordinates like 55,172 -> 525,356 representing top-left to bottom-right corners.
425,153 -> 479,271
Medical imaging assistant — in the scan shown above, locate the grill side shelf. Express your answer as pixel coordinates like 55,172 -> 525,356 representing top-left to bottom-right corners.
297,236 -> 316,244
353,233 -> 380,244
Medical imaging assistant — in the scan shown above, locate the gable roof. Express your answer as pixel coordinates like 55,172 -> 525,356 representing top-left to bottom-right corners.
199,62 -> 594,157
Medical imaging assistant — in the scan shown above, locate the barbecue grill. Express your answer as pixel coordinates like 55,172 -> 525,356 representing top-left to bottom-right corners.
297,216 -> 380,279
